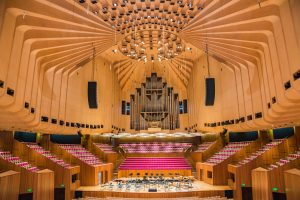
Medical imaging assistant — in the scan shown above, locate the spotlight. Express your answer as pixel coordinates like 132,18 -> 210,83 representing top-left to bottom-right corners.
112,49 -> 118,53
79,0 -> 85,3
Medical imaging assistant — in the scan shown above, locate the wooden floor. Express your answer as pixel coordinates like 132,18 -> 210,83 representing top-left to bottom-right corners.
77,179 -> 230,198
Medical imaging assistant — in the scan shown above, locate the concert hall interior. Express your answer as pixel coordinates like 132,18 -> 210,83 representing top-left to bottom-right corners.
0,0 -> 300,200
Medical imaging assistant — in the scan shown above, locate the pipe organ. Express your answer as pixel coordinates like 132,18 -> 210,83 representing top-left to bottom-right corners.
130,73 -> 180,131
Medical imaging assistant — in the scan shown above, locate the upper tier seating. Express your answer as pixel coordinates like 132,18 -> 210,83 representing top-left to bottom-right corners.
267,149 -> 300,170
58,144 -> 103,167
120,142 -> 192,153
119,157 -> 191,170
236,139 -> 284,166
194,142 -> 214,152
94,143 -> 115,153
26,143 -> 71,168
0,150 -> 39,172
205,142 -> 251,165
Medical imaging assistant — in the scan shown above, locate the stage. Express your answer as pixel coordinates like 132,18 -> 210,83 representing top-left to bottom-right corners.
76,177 -> 231,198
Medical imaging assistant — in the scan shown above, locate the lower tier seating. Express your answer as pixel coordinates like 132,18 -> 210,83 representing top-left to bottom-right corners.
120,142 -> 192,153
26,143 -> 71,168
119,157 -> 191,170
0,150 -> 38,172
58,144 -> 103,167
118,157 -> 192,178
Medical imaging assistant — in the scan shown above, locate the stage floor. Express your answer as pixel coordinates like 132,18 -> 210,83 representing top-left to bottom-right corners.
78,180 -> 230,193
77,178 -> 231,198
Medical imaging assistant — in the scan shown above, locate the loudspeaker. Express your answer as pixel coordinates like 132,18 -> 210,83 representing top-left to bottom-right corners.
88,81 -> 98,109
179,101 -> 183,114
205,78 -> 215,106
148,188 -> 157,192
183,99 -> 188,113
121,101 -> 126,115
126,102 -> 130,115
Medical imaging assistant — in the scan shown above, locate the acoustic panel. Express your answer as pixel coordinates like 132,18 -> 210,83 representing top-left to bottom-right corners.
88,81 -> 98,109
205,78 -> 215,106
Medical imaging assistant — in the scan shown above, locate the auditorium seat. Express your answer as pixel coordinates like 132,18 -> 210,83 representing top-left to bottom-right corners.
120,142 -> 192,153
94,143 -> 115,153
58,144 -> 103,167
119,157 -> 191,170
0,150 -> 39,172
26,143 -> 71,168
78,196 -> 231,200
236,139 -> 284,166
205,142 -> 251,165
194,142 -> 214,152
266,149 -> 300,170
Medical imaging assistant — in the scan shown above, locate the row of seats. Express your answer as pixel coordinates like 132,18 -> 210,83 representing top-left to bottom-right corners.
59,144 -> 103,167
80,196 -> 231,200
119,157 -> 192,170
236,140 -> 284,166
120,142 -> 192,153
26,143 -> 71,168
267,149 -> 300,170
0,150 -> 39,172
205,142 -> 251,165
94,143 -> 115,153
194,142 -> 214,152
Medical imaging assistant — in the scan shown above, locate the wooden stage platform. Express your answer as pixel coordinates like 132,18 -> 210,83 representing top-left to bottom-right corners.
76,180 -> 231,198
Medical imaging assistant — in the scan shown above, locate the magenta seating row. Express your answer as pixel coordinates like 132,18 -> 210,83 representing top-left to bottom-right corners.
120,142 -> 192,153
194,142 -> 214,152
119,157 -> 191,170
59,144 -> 103,167
237,140 -> 284,166
205,142 -> 251,165
0,150 -> 39,172
26,143 -> 71,168
94,143 -> 115,153
267,149 -> 300,170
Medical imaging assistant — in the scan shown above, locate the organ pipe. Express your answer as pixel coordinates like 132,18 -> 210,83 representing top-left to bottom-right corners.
130,73 -> 180,131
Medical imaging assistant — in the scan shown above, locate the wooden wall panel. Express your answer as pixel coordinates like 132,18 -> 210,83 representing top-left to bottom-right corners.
284,168 -> 300,200
0,170 -> 20,200
33,169 -> 54,200
252,168 -> 272,200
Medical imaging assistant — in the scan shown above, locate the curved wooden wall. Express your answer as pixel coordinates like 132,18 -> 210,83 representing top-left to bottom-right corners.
185,0 -> 300,132
0,0 -> 122,134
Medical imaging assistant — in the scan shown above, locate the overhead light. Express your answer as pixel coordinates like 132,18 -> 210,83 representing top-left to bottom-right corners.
112,49 -> 118,53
